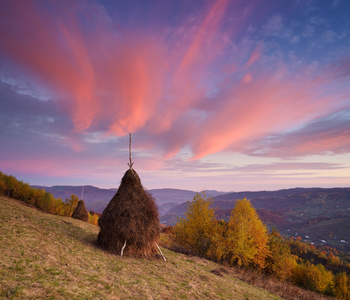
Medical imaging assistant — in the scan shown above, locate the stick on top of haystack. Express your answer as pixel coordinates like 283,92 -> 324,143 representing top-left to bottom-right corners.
127,133 -> 133,170
96,133 -> 166,261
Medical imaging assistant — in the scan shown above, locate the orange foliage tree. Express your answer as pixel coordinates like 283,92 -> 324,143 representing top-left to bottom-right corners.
88,212 -> 99,226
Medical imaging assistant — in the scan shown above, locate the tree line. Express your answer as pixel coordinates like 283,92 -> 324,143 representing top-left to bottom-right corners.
0,171 -> 98,225
168,192 -> 350,299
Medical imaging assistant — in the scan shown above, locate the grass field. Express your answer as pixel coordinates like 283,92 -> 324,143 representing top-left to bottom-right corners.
0,196 -> 334,299
0,195 -> 282,299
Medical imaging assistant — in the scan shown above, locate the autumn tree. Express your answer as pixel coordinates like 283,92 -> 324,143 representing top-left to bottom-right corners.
0,170 -> 80,217
173,192 -> 220,257
226,198 -> 269,269
265,228 -> 296,281
293,262 -> 334,294
88,212 -> 99,226
64,194 -> 79,217
334,272 -> 350,300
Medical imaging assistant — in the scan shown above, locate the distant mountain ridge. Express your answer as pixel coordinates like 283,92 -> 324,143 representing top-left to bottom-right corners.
31,185 -> 226,215
165,187 -> 350,220
162,187 -> 350,251
32,184 -> 350,251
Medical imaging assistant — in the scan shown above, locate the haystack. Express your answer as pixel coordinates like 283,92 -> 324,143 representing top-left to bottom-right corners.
71,200 -> 89,222
97,168 -> 161,258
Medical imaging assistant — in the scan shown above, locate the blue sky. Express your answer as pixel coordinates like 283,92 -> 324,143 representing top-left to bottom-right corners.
0,0 -> 349,191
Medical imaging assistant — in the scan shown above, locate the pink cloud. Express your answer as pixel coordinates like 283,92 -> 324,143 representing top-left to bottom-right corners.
1,0 -> 349,163
190,65 -> 338,159
243,108 -> 350,158
241,73 -> 253,83
245,45 -> 261,67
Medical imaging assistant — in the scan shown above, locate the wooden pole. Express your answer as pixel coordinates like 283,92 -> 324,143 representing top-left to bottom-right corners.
156,243 -> 167,261
129,133 -> 132,167
128,133 -> 133,169
121,240 -> 127,257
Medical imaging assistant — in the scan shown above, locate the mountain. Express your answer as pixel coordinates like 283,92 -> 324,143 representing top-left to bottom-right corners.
162,187 -> 350,252
166,187 -> 350,217
32,185 -> 225,215
32,184 -> 350,250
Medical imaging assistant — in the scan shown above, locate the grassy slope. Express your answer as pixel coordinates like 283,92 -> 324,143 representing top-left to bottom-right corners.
0,196 -> 281,300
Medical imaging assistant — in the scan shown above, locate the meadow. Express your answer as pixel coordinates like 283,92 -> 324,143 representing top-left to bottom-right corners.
1,195 -> 336,299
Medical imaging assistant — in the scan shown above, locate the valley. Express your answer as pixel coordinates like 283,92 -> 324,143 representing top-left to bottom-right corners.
35,185 -> 350,252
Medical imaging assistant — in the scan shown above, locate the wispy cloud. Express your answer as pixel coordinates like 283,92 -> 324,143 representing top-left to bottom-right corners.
0,0 -> 349,189
244,107 -> 350,158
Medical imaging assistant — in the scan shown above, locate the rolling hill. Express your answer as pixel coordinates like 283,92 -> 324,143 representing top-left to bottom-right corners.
163,187 -> 350,252
1,195 -> 336,299
32,184 -> 350,251
1,195 -> 284,299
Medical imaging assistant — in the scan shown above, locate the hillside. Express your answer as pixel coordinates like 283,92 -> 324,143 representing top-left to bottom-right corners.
30,185 -> 350,251
0,195 -> 283,300
162,188 -> 350,252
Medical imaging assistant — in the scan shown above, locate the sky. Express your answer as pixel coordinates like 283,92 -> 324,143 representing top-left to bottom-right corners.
0,0 -> 349,192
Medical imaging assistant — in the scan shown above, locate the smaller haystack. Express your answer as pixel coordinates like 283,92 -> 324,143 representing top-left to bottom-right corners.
97,168 -> 162,258
72,200 -> 89,222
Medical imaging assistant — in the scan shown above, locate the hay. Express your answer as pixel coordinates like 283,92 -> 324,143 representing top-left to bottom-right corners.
71,200 -> 89,222
97,168 -> 160,258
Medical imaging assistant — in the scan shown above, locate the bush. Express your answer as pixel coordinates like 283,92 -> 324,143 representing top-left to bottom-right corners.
292,262 -> 334,294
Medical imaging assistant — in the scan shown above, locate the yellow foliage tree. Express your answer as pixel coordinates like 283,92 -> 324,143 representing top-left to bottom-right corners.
226,198 -> 269,269
334,272 -> 349,300
173,192 -> 220,258
64,194 -> 79,217
265,228 -> 296,281
88,212 -> 99,226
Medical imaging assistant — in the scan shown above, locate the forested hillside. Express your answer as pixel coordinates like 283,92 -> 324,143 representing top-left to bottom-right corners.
162,188 -> 350,252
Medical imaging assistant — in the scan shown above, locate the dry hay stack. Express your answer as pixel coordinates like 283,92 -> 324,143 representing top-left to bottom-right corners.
97,168 -> 160,257
72,200 -> 89,222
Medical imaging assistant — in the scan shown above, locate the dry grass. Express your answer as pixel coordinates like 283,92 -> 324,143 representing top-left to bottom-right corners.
226,266 -> 335,300
160,236 -> 336,300
0,196 -> 282,299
